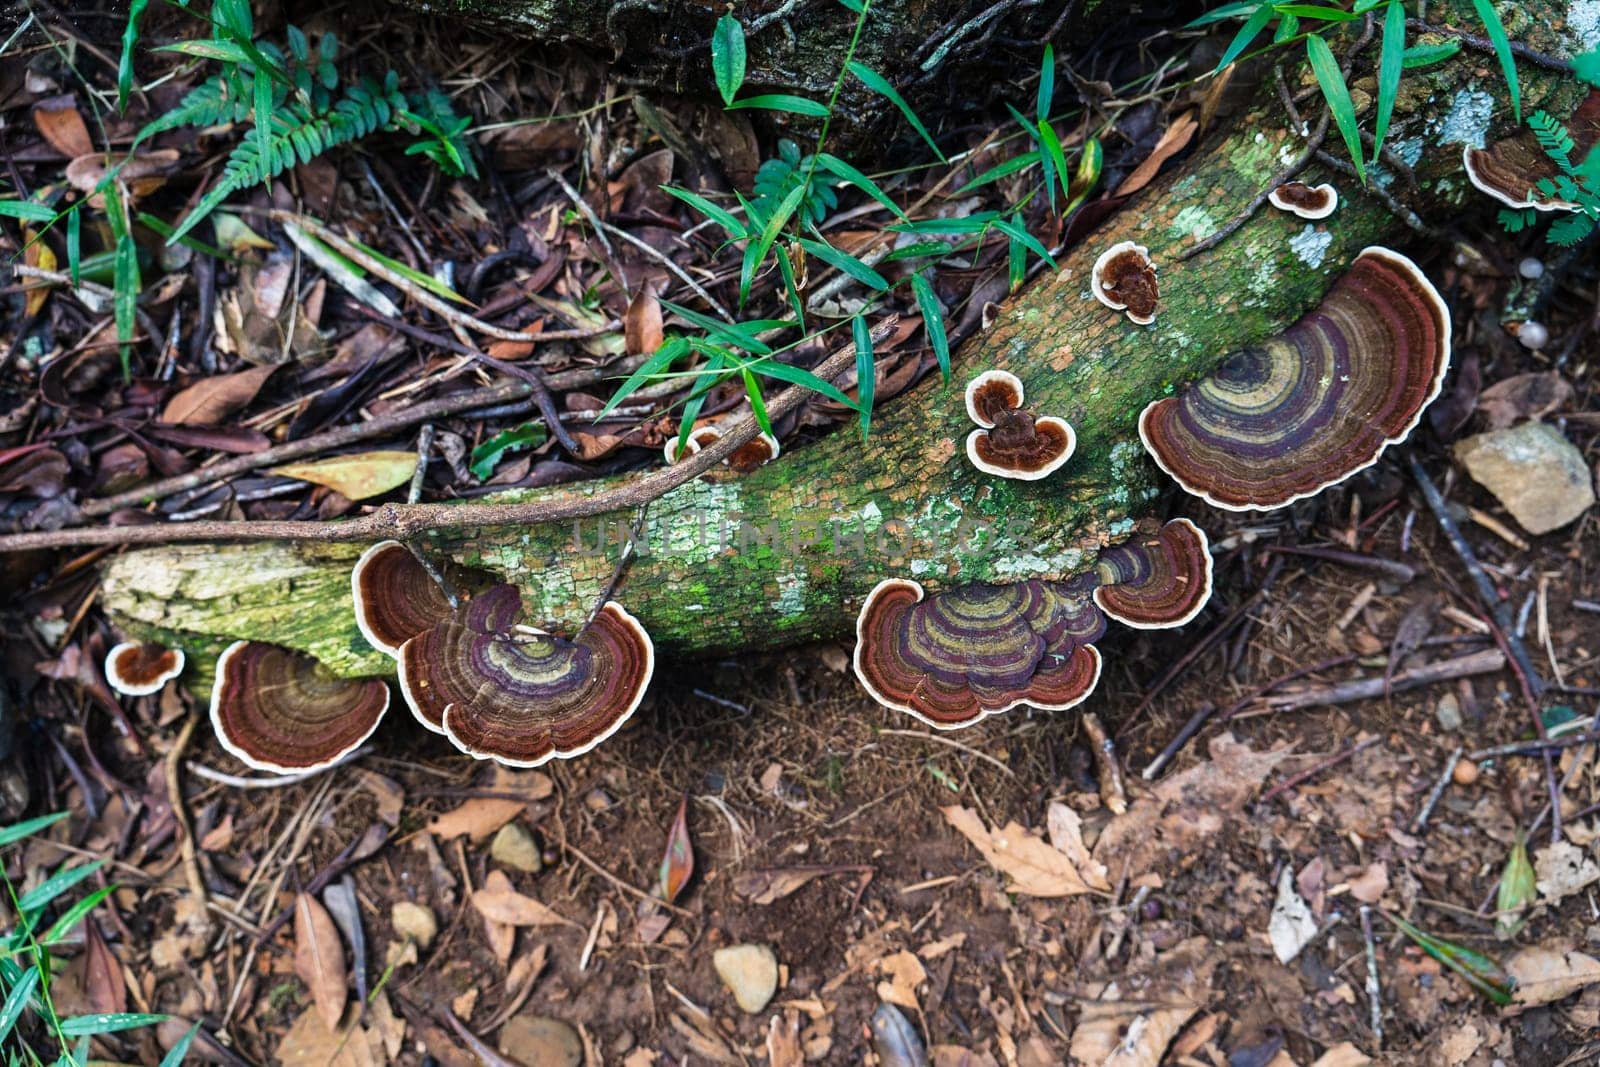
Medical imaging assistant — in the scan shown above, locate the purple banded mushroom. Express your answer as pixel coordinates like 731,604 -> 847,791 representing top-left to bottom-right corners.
852,578 -> 1104,730
209,641 -> 391,773
398,584 -> 654,766
351,540 -> 499,657
1091,241 -> 1159,325
1138,246 -> 1450,511
104,642 -> 185,696
1268,181 -> 1338,220
962,370 -> 1076,480
1093,519 -> 1214,629
1463,91 -> 1600,211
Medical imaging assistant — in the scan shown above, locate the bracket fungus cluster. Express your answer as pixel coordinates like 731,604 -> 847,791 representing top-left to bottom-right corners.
662,421 -> 781,473
1091,241 -> 1159,325
852,520 -> 1212,729
1463,91 -> 1599,211
104,642 -> 185,697
1267,181 -> 1338,220
1138,247 -> 1450,511
354,540 -> 655,767
963,370 -> 1076,480
210,641 -> 391,773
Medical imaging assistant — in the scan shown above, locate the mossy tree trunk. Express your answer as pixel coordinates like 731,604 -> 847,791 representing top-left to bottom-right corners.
103,5 -> 1586,679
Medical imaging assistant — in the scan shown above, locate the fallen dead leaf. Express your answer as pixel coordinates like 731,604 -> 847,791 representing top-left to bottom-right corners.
428,799 -> 521,843
766,1010 -> 804,1067
1534,839 -> 1600,905
274,1005 -> 384,1067
1345,862 -> 1389,904
82,917 -> 125,1016
942,806 -> 1101,897
625,284 -> 664,355
1270,868 -> 1318,964
479,870 -> 519,965
1114,112 -> 1199,197
1309,1042 -> 1372,1067
1507,944 -> 1600,1007
1045,802 -> 1110,891
876,950 -> 926,1010
294,893 -> 348,1032
734,868 -> 828,904
472,882 -> 577,928
658,794 -> 694,905
270,451 -> 418,501
162,365 -> 277,426
1071,938 -> 1217,1067
33,98 -> 93,157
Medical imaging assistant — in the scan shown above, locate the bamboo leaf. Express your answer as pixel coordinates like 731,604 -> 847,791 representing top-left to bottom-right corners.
118,0 -> 151,111
852,315 -> 874,434
748,359 -> 858,408
1186,0 -> 1260,26
1373,0 -> 1405,157
58,1012 -> 167,1037
911,271 -> 949,380
159,1022 -> 203,1067
848,61 -> 946,161
814,153 -> 907,220
1038,120 -> 1072,207
1306,34 -> 1366,184
17,860 -> 105,914
0,201 -> 56,222
1471,0 -> 1520,120
1036,44 -> 1055,121
1402,39 -> 1461,68
728,94 -> 830,117
1386,913 -> 1515,1005
955,151 -> 1042,194
663,185 -> 747,240
155,39 -> 251,63
741,369 -> 773,436
711,14 -> 746,107
0,968 -> 40,1045
799,238 -> 888,290
1215,4 -> 1275,72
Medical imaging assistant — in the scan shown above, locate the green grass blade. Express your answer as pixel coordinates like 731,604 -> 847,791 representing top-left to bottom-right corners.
712,14 -> 746,107
955,151 -> 1041,195
1272,4 -> 1356,19
17,861 -> 104,914
800,238 -> 888,290
117,0 -> 150,111
674,349 -> 726,455
340,231 -> 469,303
993,215 -> 1055,267
740,369 -> 772,436
1401,38 -> 1460,69
0,967 -> 40,1044
1385,914 -> 1514,1005
599,338 -> 688,416
1306,34 -> 1366,183
58,1013 -> 167,1037
1038,120 -> 1072,207
0,202 -> 56,222
847,61 -> 946,162
743,182 -> 807,306
0,812 -> 66,849
1372,0 -> 1405,158
814,153 -> 907,220
1471,0 -> 1520,120
852,315 -> 874,434
1036,44 -> 1055,121
910,271 -> 949,380
747,359 -> 857,408
663,185 -> 747,240
659,299 -> 779,353
66,205 -> 82,287
728,94 -> 829,117
1215,4 -> 1275,72
890,211 -> 1001,234
158,1022 -> 202,1067
1186,1 -> 1261,27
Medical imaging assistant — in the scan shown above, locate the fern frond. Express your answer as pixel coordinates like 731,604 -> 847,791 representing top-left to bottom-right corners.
1528,110 -> 1577,175
167,78 -> 404,242
134,75 -> 251,143
1546,211 -> 1596,246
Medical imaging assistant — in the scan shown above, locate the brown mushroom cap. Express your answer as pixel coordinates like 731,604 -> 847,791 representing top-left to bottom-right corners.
961,370 -> 1076,480
398,585 -> 654,767
209,641 -> 391,773
104,641 -> 185,696
1268,181 -> 1339,220
725,432 -> 781,473
852,578 -> 1103,729
1138,246 -> 1451,511
663,424 -> 724,465
1093,519 -> 1214,629
1091,241 -> 1159,325
1463,90 -> 1600,211
352,540 -> 497,657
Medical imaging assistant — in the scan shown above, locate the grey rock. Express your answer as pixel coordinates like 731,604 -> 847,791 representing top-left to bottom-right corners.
490,822 -> 542,873
1454,422 -> 1594,535
498,1014 -> 582,1067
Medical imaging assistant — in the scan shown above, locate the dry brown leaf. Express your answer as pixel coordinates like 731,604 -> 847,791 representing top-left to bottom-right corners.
1070,939 -> 1217,1067
766,1010 -> 804,1067
23,235 -> 55,318
274,1005 -> 384,1067
1114,112 -> 1199,197
1345,862 -> 1388,904
480,870 -> 519,964
162,365 -> 277,426
65,149 -> 180,203
733,867 -> 828,904
1045,802 -> 1110,891
625,285 -> 664,356
1309,1042 -> 1372,1067
33,99 -> 93,157
82,917 -> 125,1016
472,882 -> 575,928
942,806 -> 1100,897
269,451 -> 418,501
1477,372 -> 1574,430
294,892 -> 348,1032
1507,944 -> 1600,1007
930,1047 -> 1002,1067
876,950 -> 926,1010
428,795 -> 524,842
360,771 -> 405,826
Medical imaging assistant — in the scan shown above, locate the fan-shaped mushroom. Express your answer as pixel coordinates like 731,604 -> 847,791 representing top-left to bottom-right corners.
1463,90 -> 1600,211
398,584 -> 654,767
1138,246 -> 1450,511
1093,519 -> 1214,629
352,540 -> 498,657
662,424 -> 724,465
1091,241 -> 1159,325
104,641 -> 185,696
210,641 -> 390,773
852,578 -> 1103,730
725,432 -> 781,473
1268,181 -> 1338,220
962,370 -> 1076,480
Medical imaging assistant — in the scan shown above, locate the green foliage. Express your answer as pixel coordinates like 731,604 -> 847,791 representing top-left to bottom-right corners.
0,812 -> 178,1061
712,14 -> 747,106
754,140 -> 839,227
1306,33 -> 1365,183
1575,45 -> 1600,88
1385,913 -> 1514,1005
123,1 -> 476,244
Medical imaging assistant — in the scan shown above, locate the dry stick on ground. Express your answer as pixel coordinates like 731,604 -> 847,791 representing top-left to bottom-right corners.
1244,647 -> 1507,712
1263,544 -> 1417,583
1258,735 -> 1380,805
165,708 -> 213,940
1360,904 -> 1384,1049
0,334 -> 876,552
1468,730 -> 1600,761
1180,107 -> 1330,261
1410,744 -> 1464,834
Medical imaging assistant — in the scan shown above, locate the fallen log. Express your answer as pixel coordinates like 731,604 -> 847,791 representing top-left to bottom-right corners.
99,5 -> 1584,679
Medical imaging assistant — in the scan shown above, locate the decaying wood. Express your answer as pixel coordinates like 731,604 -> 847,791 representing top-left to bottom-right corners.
97,5 -> 1585,678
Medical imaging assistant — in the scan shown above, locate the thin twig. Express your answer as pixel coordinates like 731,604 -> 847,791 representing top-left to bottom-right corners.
544,169 -> 630,295
1360,905 -> 1383,1049
1410,745 -> 1463,834
1141,702 -> 1214,780
407,424 -> 435,505
1243,648 -> 1506,713
0,329 -> 878,552
560,839 -> 692,917
185,745 -> 374,789
1468,731 -> 1600,761
879,728 -> 1017,777
1263,544 -> 1416,583
166,709 -> 213,938
598,218 -> 734,322
1180,109 -> 1329,261
1257,736 -> 1379,805
1406,18 -> 1572,72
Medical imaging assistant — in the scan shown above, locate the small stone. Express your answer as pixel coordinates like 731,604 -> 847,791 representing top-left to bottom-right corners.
1453,758 -> 1480,786
1435,692 -> 1463,732
391,901 -> 438,949
498,1014 -> 582,1067
713,943 -> 779,1014
491,822 -> 542,873
1454,422 -> 1596,535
